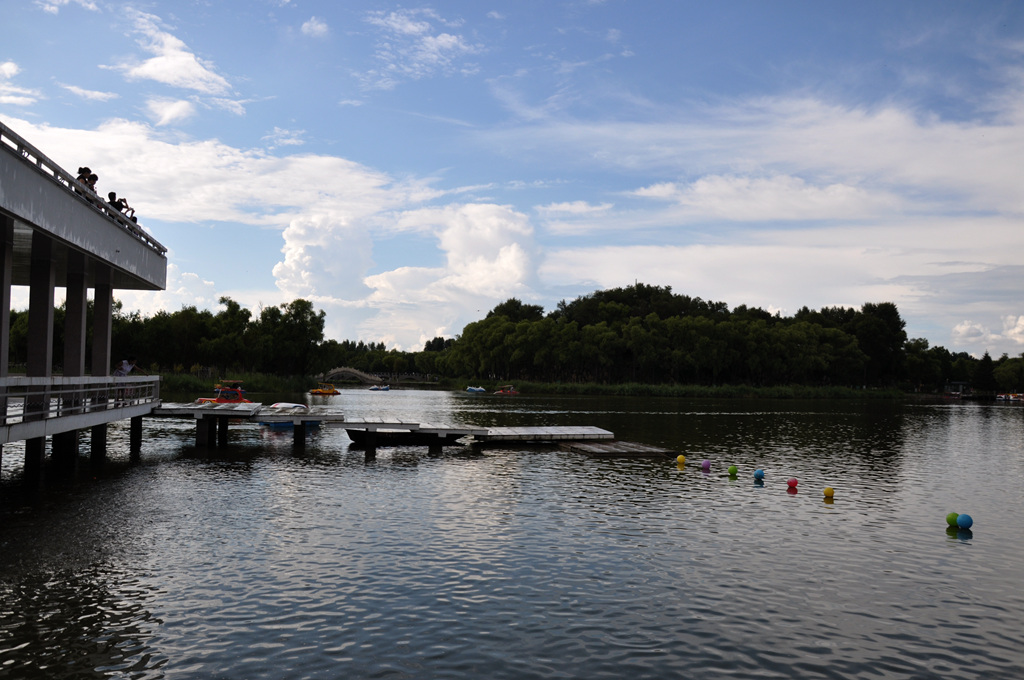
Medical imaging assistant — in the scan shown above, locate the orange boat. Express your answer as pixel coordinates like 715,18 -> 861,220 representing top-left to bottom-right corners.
196,380 -> 252,404
310,382 -> 340,395
494,385 -> 518,395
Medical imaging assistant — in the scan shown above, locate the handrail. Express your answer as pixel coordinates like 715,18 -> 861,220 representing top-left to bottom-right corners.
0,375 -> 161,427
0,119 -> 168,255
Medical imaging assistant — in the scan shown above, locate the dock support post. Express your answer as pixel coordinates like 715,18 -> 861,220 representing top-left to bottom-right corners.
365,430 -> 377,458
293,422 -> 307,450
52,431 -> 80,475
196,416 -> 215,447
130,416 -> 143,460
217,416 -> 229,448
24,439 -> 45,487
91,424 -> 107,466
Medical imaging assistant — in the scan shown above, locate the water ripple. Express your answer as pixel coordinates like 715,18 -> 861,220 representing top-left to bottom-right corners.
2,398 -> 1023,678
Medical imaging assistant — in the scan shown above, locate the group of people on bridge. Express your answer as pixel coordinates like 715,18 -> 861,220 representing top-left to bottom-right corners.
76,166 -> 138,223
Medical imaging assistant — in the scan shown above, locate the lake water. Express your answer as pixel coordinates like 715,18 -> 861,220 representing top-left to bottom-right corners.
1,390 -> 1022,679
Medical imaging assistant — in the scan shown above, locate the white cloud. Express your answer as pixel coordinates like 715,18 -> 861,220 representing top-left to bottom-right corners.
632,174 -> 901,222
536,201 -> 613,216
114,10 -> 233,96
0,61 -> 41,106
480,95 -> 1024,216
354,203 -> 539,347
360,8 -> 483,89
301,16 -> 329,38
146,98 -> 196,126
34,0 -> 97,14
114,264 -> 218,317
274,213 -> 376,299
262,127 -> 306,148
60,83 -> 119,102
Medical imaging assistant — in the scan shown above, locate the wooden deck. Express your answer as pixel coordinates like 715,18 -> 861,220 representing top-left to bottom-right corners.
147,405 -> 664,455
559,440 -> 677,456
476,425 -> 613,442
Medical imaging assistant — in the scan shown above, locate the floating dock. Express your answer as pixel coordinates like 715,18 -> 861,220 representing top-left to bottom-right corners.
559,440 -> 677,456
475,425 -> 613,442
150,404 -> 668,455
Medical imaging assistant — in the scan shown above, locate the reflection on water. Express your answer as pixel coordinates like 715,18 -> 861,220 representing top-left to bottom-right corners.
2,391 -> 1023,679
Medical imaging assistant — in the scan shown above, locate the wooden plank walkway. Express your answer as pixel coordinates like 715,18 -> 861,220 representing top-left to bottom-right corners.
559,440 -> 677,456
146,405 -> 668,453
154,402 -> 265,418
476,425 -> 613,442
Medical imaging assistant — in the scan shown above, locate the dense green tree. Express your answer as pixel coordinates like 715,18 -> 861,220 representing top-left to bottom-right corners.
7,283 -> 1011,393
973,351 -> 999,393
487,298 -> 544,323
993,355 -> 1024,392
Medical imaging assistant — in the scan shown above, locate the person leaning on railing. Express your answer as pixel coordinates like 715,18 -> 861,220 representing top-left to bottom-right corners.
107,191 -> 136,221
113,356 -> 147,405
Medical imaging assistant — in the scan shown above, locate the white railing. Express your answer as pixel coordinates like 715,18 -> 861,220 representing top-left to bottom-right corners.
0,119 -> 167,255
0,376 -> 161,427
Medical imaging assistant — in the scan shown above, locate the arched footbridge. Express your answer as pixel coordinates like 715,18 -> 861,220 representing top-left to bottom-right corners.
320,367 -> 382,385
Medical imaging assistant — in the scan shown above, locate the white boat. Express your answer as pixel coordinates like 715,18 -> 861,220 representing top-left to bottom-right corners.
258,403 -> 318,429
369,385 -> 390,391
466,386 -> 486,393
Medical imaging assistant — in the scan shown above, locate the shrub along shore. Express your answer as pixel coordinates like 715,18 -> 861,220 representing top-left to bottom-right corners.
161,372 -> 904,401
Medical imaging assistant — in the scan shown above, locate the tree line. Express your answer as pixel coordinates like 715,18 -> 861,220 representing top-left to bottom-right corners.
8,283 -> 1022,393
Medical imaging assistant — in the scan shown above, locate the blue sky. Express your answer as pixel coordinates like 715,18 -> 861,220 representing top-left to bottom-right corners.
2,1 -> 1022,356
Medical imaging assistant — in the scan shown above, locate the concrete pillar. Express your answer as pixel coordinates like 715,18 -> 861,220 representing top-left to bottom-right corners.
27,232 -> 55,377
0,217 -> 12,467
90,265 -> 113,460
91,265 -> 113,376
53,251 -> 88,467
0,216 -> 12,376
64,251 -> 88,376
25,232 -> 55,482
130,416 -> 142,461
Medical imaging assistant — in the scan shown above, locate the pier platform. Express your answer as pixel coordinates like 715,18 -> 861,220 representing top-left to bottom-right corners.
149,404 -> 667,456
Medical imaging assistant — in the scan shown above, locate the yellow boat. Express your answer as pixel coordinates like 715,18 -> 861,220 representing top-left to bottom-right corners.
310,382 -> 340,395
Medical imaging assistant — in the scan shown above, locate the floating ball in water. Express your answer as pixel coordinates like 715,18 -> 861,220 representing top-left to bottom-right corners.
787,478 -> 799,488
701,459 -> 711,470
946,512 -> 959,527
823,487 -> 834,498
677,455 -> 686,464
728,465 -> 738,475
956,513 -> 973,529
753,469 -> 765,480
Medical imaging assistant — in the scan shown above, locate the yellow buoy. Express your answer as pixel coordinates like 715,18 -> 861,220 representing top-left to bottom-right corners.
823,487 -> 835,498
676,455 -> 686,464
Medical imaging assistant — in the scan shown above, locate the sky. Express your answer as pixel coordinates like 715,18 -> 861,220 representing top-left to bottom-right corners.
2,1 -> 1023,357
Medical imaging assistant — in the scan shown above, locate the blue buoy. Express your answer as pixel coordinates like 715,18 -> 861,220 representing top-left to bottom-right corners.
753,469 -> 765,480
956,513 -> 973,529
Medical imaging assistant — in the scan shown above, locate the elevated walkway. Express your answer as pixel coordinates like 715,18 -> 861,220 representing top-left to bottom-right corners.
0,121 -> 166,291
0,118 -> 169,483
0,376 -> 160,444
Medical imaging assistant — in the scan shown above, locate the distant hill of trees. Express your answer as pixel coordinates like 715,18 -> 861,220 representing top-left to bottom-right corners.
9,283 -> 1023,393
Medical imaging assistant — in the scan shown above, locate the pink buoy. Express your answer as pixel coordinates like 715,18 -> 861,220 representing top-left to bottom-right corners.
787,478 -> 798,488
